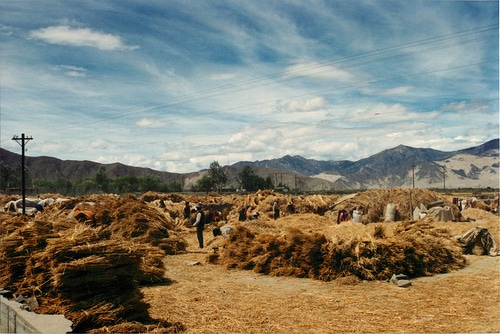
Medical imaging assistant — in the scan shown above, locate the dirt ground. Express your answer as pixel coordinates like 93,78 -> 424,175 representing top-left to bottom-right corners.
1,190 -> 499,333
142,209 -> 500,334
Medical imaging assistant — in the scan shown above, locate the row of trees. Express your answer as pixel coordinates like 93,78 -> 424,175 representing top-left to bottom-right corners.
1,160 -> 277,196
196,161 -> 275,192
1,163 -> 181,196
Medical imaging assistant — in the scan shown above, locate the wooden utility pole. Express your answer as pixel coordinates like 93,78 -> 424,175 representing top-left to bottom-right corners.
274,173 -> 284,188
441,165 -> 447,192
411,163 -> 416,189
409,163 -> 415,220
12,133 -> 33,215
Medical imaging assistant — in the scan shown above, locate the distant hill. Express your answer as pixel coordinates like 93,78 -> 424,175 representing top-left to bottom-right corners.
0,149 -> 186,184
1,139 -> 498,191
231,139 -> 499,190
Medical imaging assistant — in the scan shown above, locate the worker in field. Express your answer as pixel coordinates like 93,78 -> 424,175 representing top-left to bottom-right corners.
184,201 -> 191,223
273,200 -> 280,220
192,205 -> 205,249
212,225 -> 236,238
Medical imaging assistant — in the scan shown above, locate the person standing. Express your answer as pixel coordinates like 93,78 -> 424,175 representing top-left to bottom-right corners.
273,200 -> 280,220
238,205 -> 248,221
184,201 -> 191,221
192,205 -> 205,249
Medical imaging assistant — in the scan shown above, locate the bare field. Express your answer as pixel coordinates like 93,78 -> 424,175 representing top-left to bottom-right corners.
142,207 -> 500,334
1,190 -> 499,333
143,251 -> 500,333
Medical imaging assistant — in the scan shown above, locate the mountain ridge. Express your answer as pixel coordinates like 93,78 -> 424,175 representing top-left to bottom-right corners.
1,139 -> 498,191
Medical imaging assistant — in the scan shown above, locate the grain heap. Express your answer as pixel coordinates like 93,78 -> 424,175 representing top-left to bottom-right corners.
332,188 -> 459,223
0,188 -> 496,332
0,194 -> 187,333
212,219 -> 467,281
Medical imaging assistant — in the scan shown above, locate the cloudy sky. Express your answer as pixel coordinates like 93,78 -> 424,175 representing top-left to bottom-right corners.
1,1 -> 498,173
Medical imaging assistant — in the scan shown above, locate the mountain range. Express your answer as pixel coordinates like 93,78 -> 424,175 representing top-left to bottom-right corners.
1,139 -> 498,191
234,139 -> 499,190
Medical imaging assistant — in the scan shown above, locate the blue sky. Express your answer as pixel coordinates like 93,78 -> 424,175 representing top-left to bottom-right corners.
1,1 -> 498,173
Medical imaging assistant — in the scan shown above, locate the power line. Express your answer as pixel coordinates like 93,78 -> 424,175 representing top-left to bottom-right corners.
4,23 -> 496,142
16,55 -> 497,147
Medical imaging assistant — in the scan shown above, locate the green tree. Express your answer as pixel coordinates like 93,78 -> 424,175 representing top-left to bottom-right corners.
196,174 -> 214,192
239,165 -> 255,191
138,174 -> 162,192
238,165 -> 270,192
167,180 -> 182,192
112,175 -> 139,194
32,179 -> 50,193
74,179 -> 97,195
53,177 -> 72,195
264,176 -> 274,189
0,162 -> 16,189
208,161 -> 227,192
95,166 -> 111,193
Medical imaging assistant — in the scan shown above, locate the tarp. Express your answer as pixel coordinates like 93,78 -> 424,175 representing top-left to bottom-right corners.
457,226 -> 499,256
428,206 -> 454,222
413,203 -> 428,220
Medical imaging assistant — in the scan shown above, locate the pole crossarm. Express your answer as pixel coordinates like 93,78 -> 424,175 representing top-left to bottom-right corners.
12,135 -> 33,144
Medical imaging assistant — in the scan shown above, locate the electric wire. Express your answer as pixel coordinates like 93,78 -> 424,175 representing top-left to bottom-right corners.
1,24 -> 497,154
8,23 -> 496,139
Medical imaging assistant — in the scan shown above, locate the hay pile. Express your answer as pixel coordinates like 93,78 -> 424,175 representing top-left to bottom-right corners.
471,195 -> 499,214
227,190 -> 337,220
213,219 -> 466,281
0,188 -> 495,332
333,188 -> 460,223
139,190 -> 336,222
0,194 -> 188,333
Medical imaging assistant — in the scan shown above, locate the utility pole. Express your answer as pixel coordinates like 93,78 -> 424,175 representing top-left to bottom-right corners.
441,165 -> 447,192
12,133 -> 33,215
410,163 -> 415,220
274,172 -> 284,189
411,163 -> 416,189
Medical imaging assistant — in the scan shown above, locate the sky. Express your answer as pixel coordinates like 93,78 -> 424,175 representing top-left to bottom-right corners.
0,1 -> 498,174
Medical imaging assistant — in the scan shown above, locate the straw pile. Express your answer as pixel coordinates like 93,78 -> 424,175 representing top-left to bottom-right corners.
227,189 -> 337,220
213,218 -> 466,281
0,188 -> 495,332
0,194 -> 188,333
332,188 -> 460,223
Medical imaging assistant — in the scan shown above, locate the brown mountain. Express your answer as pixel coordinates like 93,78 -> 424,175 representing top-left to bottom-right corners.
1,138 -> 498,191
0,148 -> 184,183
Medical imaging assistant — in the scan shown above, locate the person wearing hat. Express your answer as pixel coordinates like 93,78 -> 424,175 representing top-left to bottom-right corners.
192,205 -> 205,249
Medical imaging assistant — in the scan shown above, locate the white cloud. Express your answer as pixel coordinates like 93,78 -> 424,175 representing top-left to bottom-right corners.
1,2 -> 496,174
210,73 -> 237,81
136,118 -> 167,128
348,103 -> 439,124
382,86 -> 413,96
31,140 -> 72,155
91,139 -> 108,149
0,25 -> 15,36
441,100 -> 491,114
350,103 -> 405,121
121,154 -> 152,168
285,62 -> 355,82
275,97 -> 328,113
29,25 -> 139,51
56,65 -> 88,77
65,71 -> 86,77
